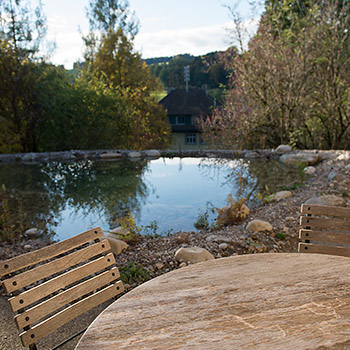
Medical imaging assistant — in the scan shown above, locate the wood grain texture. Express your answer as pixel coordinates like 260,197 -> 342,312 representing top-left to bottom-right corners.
298,243 -> 350,257
0,227 -> 104,277
15,267 -> 119,329
301,204 -> 350,218
299,229 -> 350,245
75,254 -> 350,350
10,253 -> 116,313
3,239 -> 111,294
20,281 -> 124,347
300,216 -> 350,231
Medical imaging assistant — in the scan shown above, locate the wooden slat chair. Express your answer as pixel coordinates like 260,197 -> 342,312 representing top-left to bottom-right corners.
0,227 -> 124,350
298,204 -> 350,256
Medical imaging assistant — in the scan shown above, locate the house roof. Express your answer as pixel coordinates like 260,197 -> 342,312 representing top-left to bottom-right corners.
159,88 -> 214,116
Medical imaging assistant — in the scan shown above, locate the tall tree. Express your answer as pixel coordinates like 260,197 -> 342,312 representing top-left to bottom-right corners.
0,0 -> 46,152
82,0 -> 170,150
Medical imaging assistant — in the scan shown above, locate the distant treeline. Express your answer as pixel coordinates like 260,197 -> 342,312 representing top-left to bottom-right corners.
144,51 -> 232,97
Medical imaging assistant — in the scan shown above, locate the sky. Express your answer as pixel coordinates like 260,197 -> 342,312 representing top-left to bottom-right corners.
41,0 -> 262,69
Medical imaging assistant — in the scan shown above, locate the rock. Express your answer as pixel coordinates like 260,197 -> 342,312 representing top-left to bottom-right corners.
144,150 -> 161,158
128,151 -> 142,159
100,152 -> 122,159
104,232 -> 129,255
216,203 -> 250,226
246,220 -> 273,232
25,228 -> 41,238
22,153 -> 37,161
175,247 -> 214,264
219,243 -> 228,250
244,151 -> 260,159
305,195 -> 346,207
176,232 -> 190,244
328,170 -> 342,182
275,145 -> 292,153
280,153 -> 322,167
179,262 -> 187,268
109,227 -> 128,235
206,235 -> 231,243
285,217 -> 295,222
155,263 -> 164,270
271,191 -> 292,201
337,153 -> 350,161
304,166 -> 316,175
24,245 -> 32,250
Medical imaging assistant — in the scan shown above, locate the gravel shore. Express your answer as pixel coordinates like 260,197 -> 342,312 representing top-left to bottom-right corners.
1,150 -> 349,349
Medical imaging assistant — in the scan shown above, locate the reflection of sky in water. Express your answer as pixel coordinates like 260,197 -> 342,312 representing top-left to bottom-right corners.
55,158 -> 243,239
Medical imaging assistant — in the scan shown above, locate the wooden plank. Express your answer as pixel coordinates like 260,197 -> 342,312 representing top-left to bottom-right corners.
298,243 -> 350,257
299,229 -> 350,245
9,253 -> 116,312
20,281 -> 124,347
0,227 -> 104,277
300,216 -> 350,231
3,239 -> 111,294
301,204 -> 350,218
15,267 -> 120,329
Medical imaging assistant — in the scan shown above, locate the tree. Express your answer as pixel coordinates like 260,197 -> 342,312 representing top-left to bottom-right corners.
0,0 -> 46,152
200,0 -> 350,150
82,0 -> 170,150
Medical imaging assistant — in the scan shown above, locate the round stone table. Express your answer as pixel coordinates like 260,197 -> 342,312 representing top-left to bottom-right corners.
75,253 -> 350,350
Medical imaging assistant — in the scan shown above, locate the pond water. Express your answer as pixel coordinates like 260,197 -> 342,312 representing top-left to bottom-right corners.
0,157 -> 300,241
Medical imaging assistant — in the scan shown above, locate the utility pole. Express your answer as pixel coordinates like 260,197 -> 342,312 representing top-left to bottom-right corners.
184,65 -> 190,92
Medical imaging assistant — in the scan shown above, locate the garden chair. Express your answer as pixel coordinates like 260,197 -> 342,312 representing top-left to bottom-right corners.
298,204 -> 350,256
0,227 -> 124,350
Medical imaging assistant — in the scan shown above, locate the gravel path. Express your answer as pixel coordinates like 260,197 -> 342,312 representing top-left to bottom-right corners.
1,151 -> 349,349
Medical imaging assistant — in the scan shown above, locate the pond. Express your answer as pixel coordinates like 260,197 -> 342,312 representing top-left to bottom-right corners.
0,157 -> 300,241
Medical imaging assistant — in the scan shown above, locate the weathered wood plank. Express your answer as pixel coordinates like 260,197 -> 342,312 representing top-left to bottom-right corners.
0,227 -> 104,277
299,229 -> 350,245
20,282 -> 124,347
298,243 -> 350,257
3,239 -> 111,294
15,266 -> 120,329
9,253 -> 115,312
300,216 -> 350,231
301,204 -> 350,218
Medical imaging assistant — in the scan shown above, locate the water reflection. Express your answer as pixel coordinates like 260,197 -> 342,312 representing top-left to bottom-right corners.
0,157 -> 299,241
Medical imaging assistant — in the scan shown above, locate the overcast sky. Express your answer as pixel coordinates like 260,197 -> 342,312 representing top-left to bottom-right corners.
41,0 -> 262,69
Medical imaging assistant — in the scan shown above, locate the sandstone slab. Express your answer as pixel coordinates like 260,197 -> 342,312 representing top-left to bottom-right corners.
305,195 -> 346,207
246,220 -> 273,232
104,232 -> 129,255
280,152 -> 321,167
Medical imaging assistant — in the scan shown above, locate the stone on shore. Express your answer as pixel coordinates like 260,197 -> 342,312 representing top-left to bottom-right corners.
128,151 -> 142,159
175,247 -> 214,264
280,153 -> 321,167
216,203 -> 250,226
100,152 -> 122,159
271,191 -> 292,201
275,145 -> 292,153
104,232 -> 129,255
25,228 -> 41,238
22,153 -> 37,161
304,166 -> 316,175
305,195 -> 346,207
246,220 -> 273,232
144,150 -> 161,158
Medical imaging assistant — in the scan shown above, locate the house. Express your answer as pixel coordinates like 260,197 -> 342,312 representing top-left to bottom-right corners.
159,88 -> 214,150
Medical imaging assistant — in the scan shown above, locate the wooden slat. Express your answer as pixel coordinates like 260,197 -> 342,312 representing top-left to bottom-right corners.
299,229 -> 350,245
20,281 -> 124,347
301,204 -> 350,218
300,216 -> 350,231
3,239 -> 111,294
0,227 -> 104,277
15,267 -> 120,329
9,253 -> 115,312
298,243 -> 350,257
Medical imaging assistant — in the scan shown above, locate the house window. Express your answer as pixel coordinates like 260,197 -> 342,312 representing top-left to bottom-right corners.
176,116 -> 185,125
185,133 -> 197,145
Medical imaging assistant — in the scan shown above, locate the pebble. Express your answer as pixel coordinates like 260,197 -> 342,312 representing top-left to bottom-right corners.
219,243 -> 228,250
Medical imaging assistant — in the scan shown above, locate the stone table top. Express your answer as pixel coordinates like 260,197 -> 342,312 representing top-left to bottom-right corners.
75,253 -> 350,350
